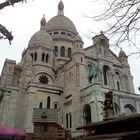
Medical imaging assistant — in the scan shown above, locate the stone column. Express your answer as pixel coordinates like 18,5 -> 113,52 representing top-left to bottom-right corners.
90,83 -> 103,122
136,101 -> 140,113
119,97 -> 125,115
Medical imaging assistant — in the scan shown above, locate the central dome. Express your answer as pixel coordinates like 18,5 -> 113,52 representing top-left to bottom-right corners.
45,15 -> 77,34
45,0 -> 77,35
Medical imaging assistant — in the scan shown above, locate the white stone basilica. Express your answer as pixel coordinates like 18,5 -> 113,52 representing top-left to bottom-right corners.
0,0 -> 140,137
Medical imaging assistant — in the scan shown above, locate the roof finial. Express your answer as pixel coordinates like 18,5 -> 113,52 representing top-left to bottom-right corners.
100,31 -> 104,34
119,48 -> 127,57
40,14 -> 46,27
58,0 -> 64,15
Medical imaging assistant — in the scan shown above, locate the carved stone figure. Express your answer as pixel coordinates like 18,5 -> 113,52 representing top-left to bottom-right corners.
103,91 -> 114,119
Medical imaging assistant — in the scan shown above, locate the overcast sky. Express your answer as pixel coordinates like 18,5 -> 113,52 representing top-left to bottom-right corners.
0,0 -> 140,93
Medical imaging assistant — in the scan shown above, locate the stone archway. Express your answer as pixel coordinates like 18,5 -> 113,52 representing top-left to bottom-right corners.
83,104 -> 92,124
124,104 -> 136,116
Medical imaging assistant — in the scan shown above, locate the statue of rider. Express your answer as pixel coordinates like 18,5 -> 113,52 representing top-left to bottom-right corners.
87,65 -> 100,83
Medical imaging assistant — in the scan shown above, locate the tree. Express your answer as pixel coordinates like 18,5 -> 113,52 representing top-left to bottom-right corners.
91,0 -> 140,56
0,0 -> 28,44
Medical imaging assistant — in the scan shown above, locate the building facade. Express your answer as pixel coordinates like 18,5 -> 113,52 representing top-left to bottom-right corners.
0,0 -> 140,138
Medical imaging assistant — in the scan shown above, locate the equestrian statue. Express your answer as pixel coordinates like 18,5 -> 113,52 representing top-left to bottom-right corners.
87,65 -> 100,83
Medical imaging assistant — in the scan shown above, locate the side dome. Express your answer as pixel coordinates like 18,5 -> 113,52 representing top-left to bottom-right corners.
28,30 -> 53,48
45,15 -> 77,34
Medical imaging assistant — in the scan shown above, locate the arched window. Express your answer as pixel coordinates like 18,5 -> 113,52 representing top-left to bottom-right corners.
31,53 -> 33,60
117,81 -> 120,90
83,104 -> 91,124
115,72 -> 121,90
68,48 -> 71,58
124,104 -> 136,116
66,113 -> 68,129
66,113 -> 72,129
42,53 -> 45,62
39,102 -> 43,108
55,46 -> 58,56
69,113 -> 72,128
47,96 -> 51,109
61,46 -> 65,57
34,52 -> 37,61
31,53 -> 37,61
103,65 -> 110,85
54,103 -> 57,109
46,54 -> 49,63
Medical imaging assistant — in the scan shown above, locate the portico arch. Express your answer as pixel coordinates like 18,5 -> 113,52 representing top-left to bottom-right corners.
124,104 -> 136,116
83,104 -> 92,124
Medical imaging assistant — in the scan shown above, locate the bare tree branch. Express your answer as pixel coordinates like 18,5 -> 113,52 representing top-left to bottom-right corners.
0,0 -> 29,44
0,24 -> 13,44
0,0 -> 27,10
90,0 -> 140,55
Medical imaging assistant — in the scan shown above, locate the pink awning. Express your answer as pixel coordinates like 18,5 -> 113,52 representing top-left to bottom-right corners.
0,125 -> 25,136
